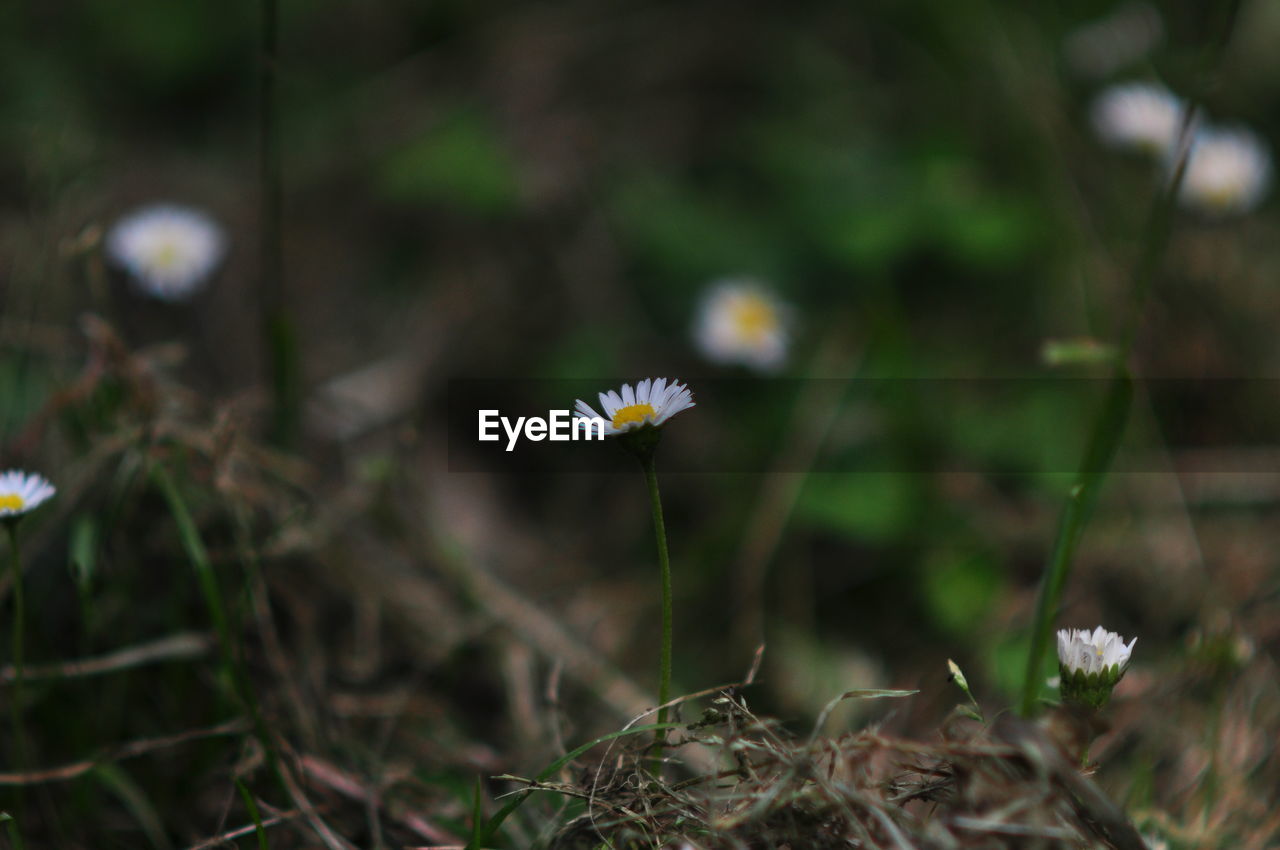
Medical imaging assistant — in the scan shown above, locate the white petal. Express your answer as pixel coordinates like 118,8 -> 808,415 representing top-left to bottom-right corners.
636,378 -> 652,406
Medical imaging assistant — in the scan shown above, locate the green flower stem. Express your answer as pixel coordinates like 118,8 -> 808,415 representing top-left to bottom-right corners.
1019,0 -> 1244,718
1018,374 -> 1131,717
259,0 -> 300,449
5,522 -> 29,811
641,454 -> 673,755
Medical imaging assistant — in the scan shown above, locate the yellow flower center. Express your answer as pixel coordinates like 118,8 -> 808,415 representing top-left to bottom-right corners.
611,403 -> 656,429
730,294 -> 777,342
1203,183 -> 1242,211
151,241 -> 182,271
0,494 -> 24,512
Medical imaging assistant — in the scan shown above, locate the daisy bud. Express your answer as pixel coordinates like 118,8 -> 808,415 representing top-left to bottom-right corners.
1056,626 -> 1136,710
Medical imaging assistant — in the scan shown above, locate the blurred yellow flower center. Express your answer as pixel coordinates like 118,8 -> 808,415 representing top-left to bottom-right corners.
1204,184 -> 1241,210
612,403 -> 655,428
151,241 -> 182,271
0,494 -> 24,511
730,294 -> 777,341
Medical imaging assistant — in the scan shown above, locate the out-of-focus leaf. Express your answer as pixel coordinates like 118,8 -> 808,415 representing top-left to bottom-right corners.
932,195 -> 1038,268
68,515 -> 99,590
83,0 -> 239,86
795,472 -> 915,543
377,111 -> 521,214
1041,338 -> 1120,367
990,632 -> 1035,699
945,383 -> 1091,476
922,551 -> 1001,636
540,330 -> 623,379
609,175 -> 783,281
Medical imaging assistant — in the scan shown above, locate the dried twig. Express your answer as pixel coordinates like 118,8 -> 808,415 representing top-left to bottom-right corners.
0,719 -> 249,786
0,632 -> 212,683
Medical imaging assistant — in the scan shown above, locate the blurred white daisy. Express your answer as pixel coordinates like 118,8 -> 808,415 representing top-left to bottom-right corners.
1177,126 -> 1272,216
1057,626 -> 1136,677
574,378 -> 695,436
1090,82 -> 1184,156
0,470 -> 56,520
693,279 -> 790,371
105,204 -> 226,300
1063,2 -> 1163,79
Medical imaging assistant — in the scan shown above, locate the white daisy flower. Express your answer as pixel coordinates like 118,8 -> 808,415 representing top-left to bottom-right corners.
1057,625 -> 1135,709
574,378 -> 695,436
105,204 -> 227,301
693,279 -> 790,371
1063,2 -> 1163,80
1057,626 -> 1136,676
1090,82 -> 1184,156
1177,126 -> 1272,216
0,470 -> 56,520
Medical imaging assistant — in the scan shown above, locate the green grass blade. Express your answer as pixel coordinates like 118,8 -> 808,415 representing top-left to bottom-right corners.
0,811 -> 25,850
152,465 -> 233,672
1019,370 -> 1132,716
470,775 -> 485,849
235,779 -> 270,850
94,763 -> 173,850
153,462 -> 287,800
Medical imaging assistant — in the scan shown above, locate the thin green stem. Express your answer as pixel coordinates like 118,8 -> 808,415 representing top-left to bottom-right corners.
0,812 -> 24,850
6,522 -> 29,809
153,463 -> 287,800
1018,0 -> 1245,718
259,0 -> 299,448
153,466 -> 234,679
1019,373 -> 1132,717
641,455 -> 673,758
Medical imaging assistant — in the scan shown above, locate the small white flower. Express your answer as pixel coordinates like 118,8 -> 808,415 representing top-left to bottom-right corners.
1091,82 -> 1184,156
1057,626 -> 1136,676
574,378 -> 695,436
1063,2 -> 1163,79
1177,126 -> 1272,216
105,204 -> 227,300
0,470 -> 56,519
693,279 -> 790,371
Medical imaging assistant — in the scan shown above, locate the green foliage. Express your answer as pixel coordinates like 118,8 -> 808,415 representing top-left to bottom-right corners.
609,173 -> 785,283
921,550 -> 1002,636
67,514 -> 99,591
81,0 -> 243,89
989,632 -> 1036,699
795,473 -> 917,543
376,110 -> 521,214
